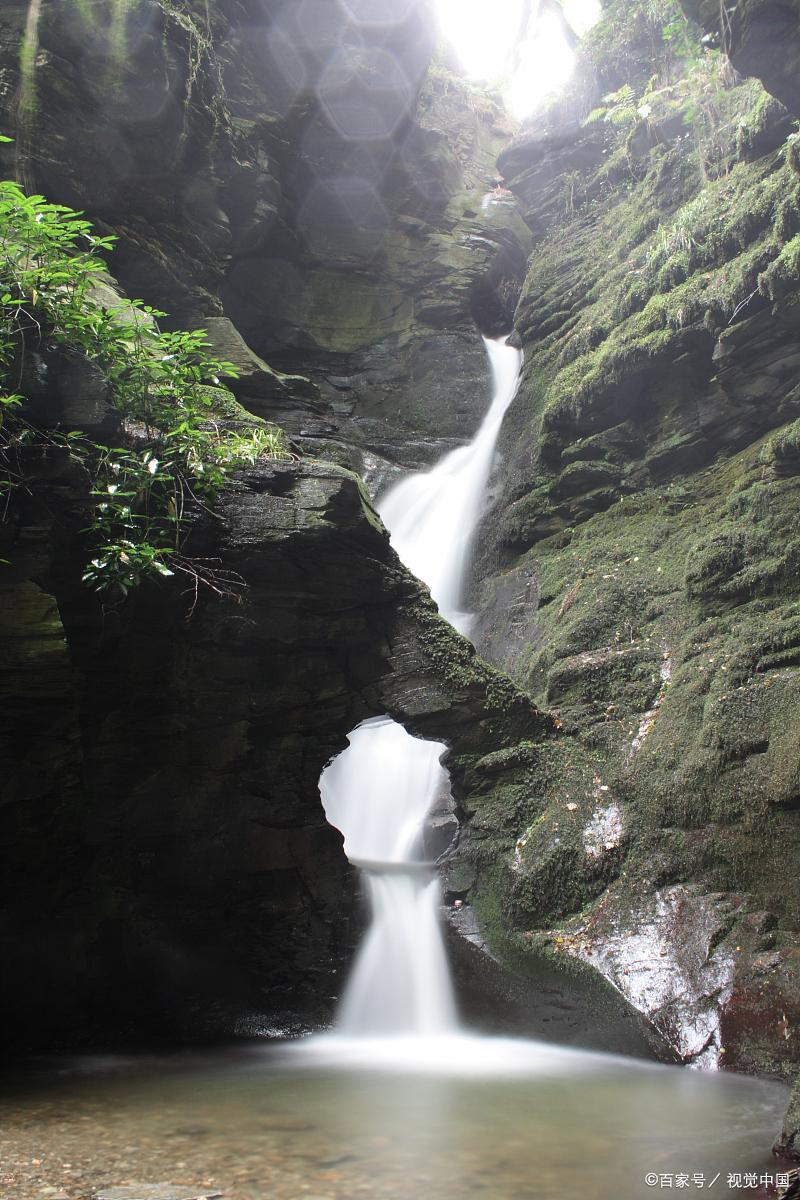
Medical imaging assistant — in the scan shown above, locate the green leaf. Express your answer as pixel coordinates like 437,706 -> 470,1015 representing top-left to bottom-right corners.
0,179 -> 274,602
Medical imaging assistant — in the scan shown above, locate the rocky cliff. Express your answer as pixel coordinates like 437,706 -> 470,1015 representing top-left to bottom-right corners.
431,0 -> 800,1138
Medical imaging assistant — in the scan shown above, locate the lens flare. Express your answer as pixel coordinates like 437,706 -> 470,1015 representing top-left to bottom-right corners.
434,0 -> 602,120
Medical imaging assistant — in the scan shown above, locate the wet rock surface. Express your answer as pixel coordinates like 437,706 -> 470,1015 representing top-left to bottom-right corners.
0,0 -> 540,1046
0,0 -> 529,486
0,443 -> 547,1047
680,0 -> 800,118
444,899 -> 676,1061
444,7 -> 800,1109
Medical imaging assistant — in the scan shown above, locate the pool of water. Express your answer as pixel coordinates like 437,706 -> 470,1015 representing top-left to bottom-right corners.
0,1035 -> 790,1200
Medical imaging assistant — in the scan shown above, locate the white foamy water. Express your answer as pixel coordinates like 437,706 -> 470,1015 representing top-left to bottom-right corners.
318,337 -> 521,1038
336,872 -> 458,1035
380,336 -> 522,636
286,1030 -> 627,1075
318,717 -> 445,864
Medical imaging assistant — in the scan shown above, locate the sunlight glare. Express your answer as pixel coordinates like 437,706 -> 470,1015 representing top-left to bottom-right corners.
563,0 -> 602,36
508,9 -> 575,118
434,0 -> 603,121
435,0 -> 525,79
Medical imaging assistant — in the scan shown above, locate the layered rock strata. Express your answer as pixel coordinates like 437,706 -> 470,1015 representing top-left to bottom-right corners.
441,6 -> 800,1105
5,0 -> 800,1122
0,0 -> 537,1045
0,0 -> 531,474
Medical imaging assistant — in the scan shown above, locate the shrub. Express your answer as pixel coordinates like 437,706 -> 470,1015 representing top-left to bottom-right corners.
0,150 -> 288,599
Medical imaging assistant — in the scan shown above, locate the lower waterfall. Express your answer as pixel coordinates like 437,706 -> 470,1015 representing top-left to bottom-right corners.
318,336 -> 521,1037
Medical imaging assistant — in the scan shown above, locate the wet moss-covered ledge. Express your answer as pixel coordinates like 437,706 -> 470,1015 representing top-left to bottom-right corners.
462,3 -> 800,1108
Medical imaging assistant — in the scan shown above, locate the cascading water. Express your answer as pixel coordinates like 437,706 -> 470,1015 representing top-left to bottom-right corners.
262,342 -> 787,1197
319,717 -> 456,1035
318,336 -> 521,1038
377,336 -> 522,639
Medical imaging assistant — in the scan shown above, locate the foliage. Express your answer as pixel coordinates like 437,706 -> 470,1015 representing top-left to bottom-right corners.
575,0 -> 739,186
645,191 -> 708,268
660,7 -> 702,71
578,0 -> 691,93
584,84 -> 653,133
0,164 -> 291,600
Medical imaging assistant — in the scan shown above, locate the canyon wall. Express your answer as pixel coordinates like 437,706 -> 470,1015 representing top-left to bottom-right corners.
0,0 -> 548,1048
438,0 -> 800,1125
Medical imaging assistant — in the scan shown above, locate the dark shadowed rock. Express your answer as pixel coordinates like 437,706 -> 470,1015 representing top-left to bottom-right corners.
0,446 -> 546,1046
681,0 -> 800,117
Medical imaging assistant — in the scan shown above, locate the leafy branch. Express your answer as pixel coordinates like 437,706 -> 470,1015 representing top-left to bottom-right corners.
584,84 -> 653,133
0,160 -> 291,600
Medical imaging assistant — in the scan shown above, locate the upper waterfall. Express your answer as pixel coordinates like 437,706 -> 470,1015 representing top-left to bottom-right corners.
378,336 -> 522,633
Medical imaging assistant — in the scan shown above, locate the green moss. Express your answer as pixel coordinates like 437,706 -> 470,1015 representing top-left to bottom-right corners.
760,232 -> 800,300
454,5 -> 800,1079
736,84 -> 790,161
764,419 -> 800,476
412,603 -> 546,744
463,423 -> 800,949
195,384 -> 266,424
511,78 -> 798,487
530,152 -> 797,436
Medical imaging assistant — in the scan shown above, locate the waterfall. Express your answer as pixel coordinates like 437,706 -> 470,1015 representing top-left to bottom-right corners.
377,336 -> 522,637
319,718 -> 456,1035
319,336 -> 522,1037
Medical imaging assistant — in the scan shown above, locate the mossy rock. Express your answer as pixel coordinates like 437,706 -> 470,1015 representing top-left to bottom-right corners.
195,384 -> 267,425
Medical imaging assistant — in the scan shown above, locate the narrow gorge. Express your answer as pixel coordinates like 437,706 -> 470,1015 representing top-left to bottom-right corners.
4,0 -> 800,1183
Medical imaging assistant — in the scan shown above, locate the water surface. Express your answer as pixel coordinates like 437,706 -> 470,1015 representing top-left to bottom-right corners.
0,1042 -> 789,1200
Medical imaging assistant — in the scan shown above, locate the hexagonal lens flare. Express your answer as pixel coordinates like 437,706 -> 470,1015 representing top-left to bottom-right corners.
316,45 -> 412,141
